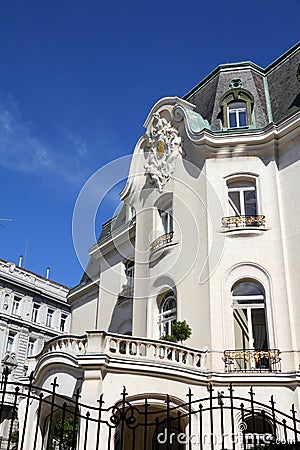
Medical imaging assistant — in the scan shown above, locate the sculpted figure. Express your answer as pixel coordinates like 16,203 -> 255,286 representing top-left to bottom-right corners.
144,112 -> 182,192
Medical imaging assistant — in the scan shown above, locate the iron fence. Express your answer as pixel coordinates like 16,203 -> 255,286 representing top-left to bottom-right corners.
0,368 -> 299,450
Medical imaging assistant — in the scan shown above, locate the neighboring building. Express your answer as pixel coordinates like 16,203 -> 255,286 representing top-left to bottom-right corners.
18,43 -> 300,449
0,259 -> 70,448
0,258 -> 70,379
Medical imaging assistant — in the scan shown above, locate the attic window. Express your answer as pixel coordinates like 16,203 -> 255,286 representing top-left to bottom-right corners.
228,102 -> 248,128
221,88 -> 254,129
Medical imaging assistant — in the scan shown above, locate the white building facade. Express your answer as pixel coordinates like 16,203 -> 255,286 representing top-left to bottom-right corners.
0,259 -> 70,379
15,43 -> 300,450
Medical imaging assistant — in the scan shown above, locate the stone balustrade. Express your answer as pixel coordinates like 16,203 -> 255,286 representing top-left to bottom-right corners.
39,331 -> 207,370
42,334 -> 88,356
88,331 -> 207,370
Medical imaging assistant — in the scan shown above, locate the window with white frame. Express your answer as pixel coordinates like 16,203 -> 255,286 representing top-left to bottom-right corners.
31,303 -> 40,322
11,296 -> 21,315
227,102 -> 248,128
27,338 -> 36,356
221,87 -> 253,130
124,260 -> 135,292
60,314 -> 67,332
232,280 -> 268,352
46,309 -> 54,327
227,180 -> 257,217
6,332 -> 16,352
159,206 -> 173,235
158,291 -> 177,337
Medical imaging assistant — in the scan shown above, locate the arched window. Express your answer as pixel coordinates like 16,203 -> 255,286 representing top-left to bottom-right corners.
232,280 -> 268,351
222,176 -> 266,229
227,180 -> 257,217
151,195 -> 174,250
159,206 -> 173,235
158,292 -> 177,337
232,280 -> 269,370
221,87 -> 254,129
125,260 -> 135,293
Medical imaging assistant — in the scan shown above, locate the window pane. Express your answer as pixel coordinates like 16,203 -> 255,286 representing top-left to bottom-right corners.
7,333 -> 15,352
234,309 -> 249,351
252,308 -> 268,350
159,292 -> 177,337
228,191 -> 241,215
229,181 -> 254,188
229,111 -> 237,128
159,209 -> 173,234
244,190 -> 257,215
232,281 -> 264,297
228,102 -> 247,128
229,102 -> 246,109
238,110 -> 247,127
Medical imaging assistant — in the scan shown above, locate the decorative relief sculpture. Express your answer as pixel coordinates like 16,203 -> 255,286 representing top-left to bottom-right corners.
144,112 -> 183,192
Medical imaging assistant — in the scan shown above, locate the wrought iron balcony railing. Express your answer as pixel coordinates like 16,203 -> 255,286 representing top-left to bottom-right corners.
222,215 -> 265,228
150,231 -> 174,250
224,349 -> 281,373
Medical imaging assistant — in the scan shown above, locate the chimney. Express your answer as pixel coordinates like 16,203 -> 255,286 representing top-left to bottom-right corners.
18,255 -> 23,267
46,267 -> 50,280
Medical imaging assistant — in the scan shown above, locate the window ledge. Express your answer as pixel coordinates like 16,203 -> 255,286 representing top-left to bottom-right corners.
222,125 -> 257,132
221,226 -> 270,237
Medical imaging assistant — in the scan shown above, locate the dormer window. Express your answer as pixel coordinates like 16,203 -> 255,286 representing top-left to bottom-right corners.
221,86 -> 254,130
228,102 -> 248,128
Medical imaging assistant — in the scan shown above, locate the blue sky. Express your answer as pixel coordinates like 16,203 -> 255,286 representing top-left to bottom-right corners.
0,0 -> 299,287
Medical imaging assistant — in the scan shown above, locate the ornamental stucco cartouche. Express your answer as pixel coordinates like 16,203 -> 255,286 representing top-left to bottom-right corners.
144,112 -> 183,192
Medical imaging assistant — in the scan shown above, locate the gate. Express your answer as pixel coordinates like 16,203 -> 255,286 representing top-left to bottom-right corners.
0,368 -> 299,449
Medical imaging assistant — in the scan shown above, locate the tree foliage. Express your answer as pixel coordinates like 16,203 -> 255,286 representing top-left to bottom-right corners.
50,416 -> 78,450
171,320 -> 192,344
160,320 -> 192,344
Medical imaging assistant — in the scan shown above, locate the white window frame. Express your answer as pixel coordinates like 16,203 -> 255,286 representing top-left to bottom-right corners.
227,179 -> 259,217
60,314 -> 67,332
31,303 -> 40,322
159,207 -> 173,235
6,332 -> 16,353
11,297 -> 21,315
27,338 -> 36,356
125,260 -> 135,290
46,309 -> 54,327
158,292 -> 177,337
232,281 -> 268,353
227,102 -> 248,128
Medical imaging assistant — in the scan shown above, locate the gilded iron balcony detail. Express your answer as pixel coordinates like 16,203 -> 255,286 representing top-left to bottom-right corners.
224,349 -> 281,372
150,231 -> 174,251
222,215 -> 265,228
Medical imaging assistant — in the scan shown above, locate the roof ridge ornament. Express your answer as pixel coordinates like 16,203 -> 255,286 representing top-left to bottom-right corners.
144,112 -> 183,192
229,78 -> 243,89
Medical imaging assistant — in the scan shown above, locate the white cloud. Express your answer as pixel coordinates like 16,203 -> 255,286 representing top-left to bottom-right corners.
63,130 -> 88,159
0,95 -> 129,196
0,95 -> 96,185
0,96 -> 56,173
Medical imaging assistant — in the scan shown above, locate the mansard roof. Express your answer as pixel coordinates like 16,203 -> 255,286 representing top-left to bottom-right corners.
183,42 -> 300,130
